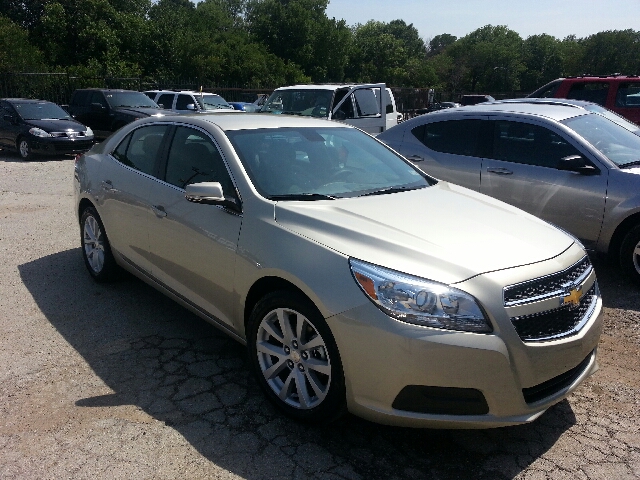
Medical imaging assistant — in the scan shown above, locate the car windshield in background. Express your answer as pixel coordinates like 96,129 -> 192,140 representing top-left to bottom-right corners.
14,102 -> 71,120
260,90 -> 333,117
227,127 -> 433,199
563,113 -> 640,168
198,95 -> 232,110
105,92 -> 160,109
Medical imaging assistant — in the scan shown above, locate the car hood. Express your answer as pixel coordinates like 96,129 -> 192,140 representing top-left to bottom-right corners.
274,182 -> 575,284
26,118 -> 88,132
113,106 -> 170,117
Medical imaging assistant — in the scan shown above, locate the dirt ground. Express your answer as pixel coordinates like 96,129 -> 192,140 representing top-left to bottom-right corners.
0,152 -> 638,479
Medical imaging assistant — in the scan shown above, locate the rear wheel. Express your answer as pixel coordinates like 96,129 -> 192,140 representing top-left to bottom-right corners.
619,225 -> 640,284
80,206 -> 120,282
17,137 -> 32,160
247,291 -> 346,423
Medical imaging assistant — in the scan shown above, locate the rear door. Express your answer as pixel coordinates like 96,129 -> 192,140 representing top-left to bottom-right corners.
391,116 -> 486,191
98,123 -> 170,273
479,118 -> 608,249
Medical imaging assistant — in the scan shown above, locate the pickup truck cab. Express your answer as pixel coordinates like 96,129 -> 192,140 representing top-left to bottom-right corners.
260,84 -> 398,134
67,89 -> 171,139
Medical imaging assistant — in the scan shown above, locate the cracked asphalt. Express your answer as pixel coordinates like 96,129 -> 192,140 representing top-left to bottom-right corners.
0,152 -> 639,479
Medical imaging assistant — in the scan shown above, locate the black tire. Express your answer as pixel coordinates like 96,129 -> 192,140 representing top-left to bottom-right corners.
247,291 -> 347,423
17,137 -> 32,160
80,206 -> 120,282
619,225 -> 640,285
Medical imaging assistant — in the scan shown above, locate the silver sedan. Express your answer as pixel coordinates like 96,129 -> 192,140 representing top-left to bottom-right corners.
74,113 -> 602,427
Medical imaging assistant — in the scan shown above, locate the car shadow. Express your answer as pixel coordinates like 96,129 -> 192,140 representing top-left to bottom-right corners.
591,255 -> 640,311
19,248 -> 578,479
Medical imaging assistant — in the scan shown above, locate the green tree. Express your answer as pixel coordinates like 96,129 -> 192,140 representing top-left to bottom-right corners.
0,15 -> 45,72
579,30 -> 640,75
521,34 -> 563,92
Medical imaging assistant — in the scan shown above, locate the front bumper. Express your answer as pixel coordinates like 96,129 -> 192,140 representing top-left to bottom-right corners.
29,136 -> 94,155
328,245 -> 603,428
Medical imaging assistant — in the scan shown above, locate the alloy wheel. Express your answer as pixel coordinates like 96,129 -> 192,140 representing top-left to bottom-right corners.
256,307 -> 331,409
83,214 -> 105,274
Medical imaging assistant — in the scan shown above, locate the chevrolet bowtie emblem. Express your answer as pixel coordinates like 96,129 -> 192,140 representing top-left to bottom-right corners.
562,287 -> 582,307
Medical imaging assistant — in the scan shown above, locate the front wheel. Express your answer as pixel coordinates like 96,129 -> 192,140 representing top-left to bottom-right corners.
17,137 -> 32,160
247,291 -> 346,423
80,206 -> 120,282
619,225 -> 640,285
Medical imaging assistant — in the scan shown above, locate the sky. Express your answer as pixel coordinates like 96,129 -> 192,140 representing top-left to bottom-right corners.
324,0 -> 640,41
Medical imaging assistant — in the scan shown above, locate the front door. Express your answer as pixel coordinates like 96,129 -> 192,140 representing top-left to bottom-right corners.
480,119 -> 608,249
146,125 -> 242,328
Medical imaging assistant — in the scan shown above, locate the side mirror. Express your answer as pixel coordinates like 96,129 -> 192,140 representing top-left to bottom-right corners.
333,110 -> 347,121
557,155 -> 599,175
185,182 -> 241,212
3,114 -> 15,123
186,104 -> 196,111
90,103 -> 106,112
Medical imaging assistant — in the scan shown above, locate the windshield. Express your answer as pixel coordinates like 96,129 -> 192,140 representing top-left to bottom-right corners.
227,127 -> 434,199
582,104 -> 640,132
197,94 -> 233,110
563,113 -> 640,167
105,92 -> 159,109
260,89 -> 333,117
14,102 -> 70,120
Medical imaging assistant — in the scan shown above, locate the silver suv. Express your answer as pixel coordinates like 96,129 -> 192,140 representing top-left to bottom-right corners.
377,101 -> 640,283
143,90 -> 236,114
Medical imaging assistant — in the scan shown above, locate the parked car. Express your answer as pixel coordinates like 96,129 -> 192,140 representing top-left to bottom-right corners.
260,84 -> 398,134
459,94 -> 495,106
377,101 -> 640,283
143,90 -> 236,114
527,75 -> 640,124
228,94 -> 268,112
66,89 -> 170,139
74,112 -> 602,428
0,98 -> 94,159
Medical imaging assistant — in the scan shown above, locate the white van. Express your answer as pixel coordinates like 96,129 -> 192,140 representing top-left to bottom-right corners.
260,84 -> 398,134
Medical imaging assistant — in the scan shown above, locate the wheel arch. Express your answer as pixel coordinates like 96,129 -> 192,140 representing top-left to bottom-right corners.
608,212 -> 640,259
243,276 -> 319,336
77,197 -> 96,224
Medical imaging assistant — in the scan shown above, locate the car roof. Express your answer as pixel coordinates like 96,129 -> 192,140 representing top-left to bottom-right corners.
416,102 -> 591,122
75,88 -> 142,93
140,112 -> 356,131
273,84 -> 375,91
2,98 -> 53,103
490,98 -> 602,109
145,90 -> 222,95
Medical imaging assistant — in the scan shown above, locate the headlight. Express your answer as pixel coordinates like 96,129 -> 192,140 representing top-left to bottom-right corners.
29,127 -> 51,138
349,259 -> 492,333
84,126 -> 94,137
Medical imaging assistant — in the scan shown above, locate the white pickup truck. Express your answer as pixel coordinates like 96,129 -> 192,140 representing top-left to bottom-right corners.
259,83 -> 399,134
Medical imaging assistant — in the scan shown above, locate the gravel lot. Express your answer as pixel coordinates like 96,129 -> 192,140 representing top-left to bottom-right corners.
0,151 -> 639,479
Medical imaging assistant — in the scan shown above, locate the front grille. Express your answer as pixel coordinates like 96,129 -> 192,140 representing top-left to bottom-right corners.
511,284 -> 597,341
53,141 -> 93,152
522,350 -> 594,404
504,256 -> 592,306
50,131 -> 89,138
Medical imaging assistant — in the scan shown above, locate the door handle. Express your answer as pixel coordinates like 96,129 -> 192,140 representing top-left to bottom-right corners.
101,180 -> 115,191
407,154 -> 424,162
151,205 -> 167,218
486,167 -> 513,175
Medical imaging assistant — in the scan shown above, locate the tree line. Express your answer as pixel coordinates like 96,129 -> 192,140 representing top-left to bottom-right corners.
1,0 -> 639,94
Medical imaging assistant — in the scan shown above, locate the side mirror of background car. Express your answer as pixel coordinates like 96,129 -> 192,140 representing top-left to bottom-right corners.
3,114 -> 16,124
333,110 -> 347,121
186,104 -> 196,111
557,155 -> 599,175
90,103 -> 106,112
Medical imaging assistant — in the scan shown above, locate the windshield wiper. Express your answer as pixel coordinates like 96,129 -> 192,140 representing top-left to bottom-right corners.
359,185 -> 426,197
619,160 -> 640,169
270,193 -> 337,201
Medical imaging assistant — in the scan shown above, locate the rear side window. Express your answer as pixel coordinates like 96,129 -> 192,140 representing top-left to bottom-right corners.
489,121 -> 579,168
615,83 -> 640,107
412,119 -> 482,157
528,80 -> 562,98
111,125 -> 168,175
566,82 -> 609,106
